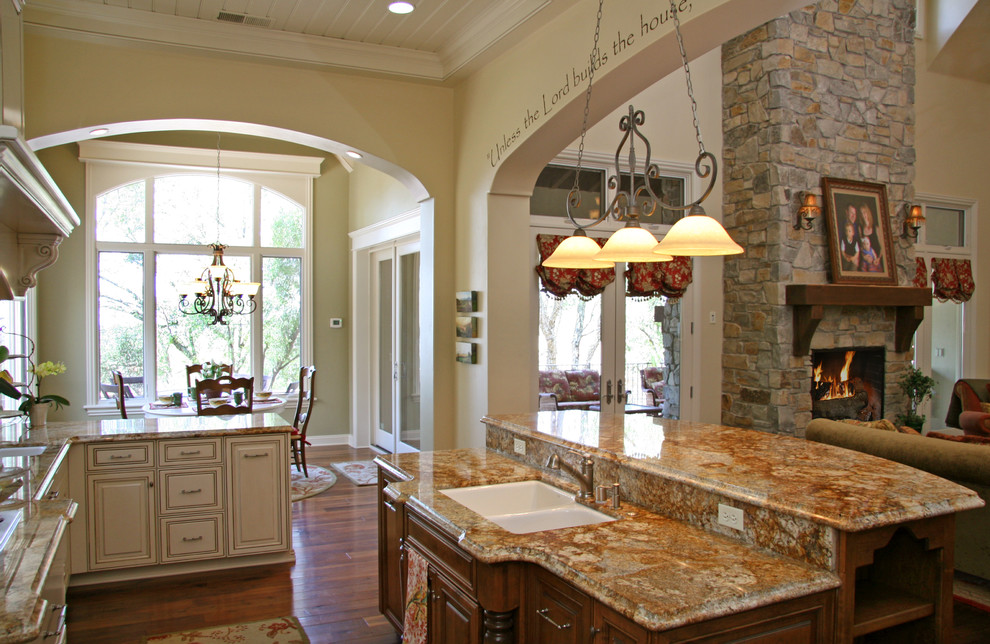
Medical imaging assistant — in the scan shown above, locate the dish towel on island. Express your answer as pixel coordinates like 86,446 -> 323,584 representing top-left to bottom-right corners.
403,548 -> 428,643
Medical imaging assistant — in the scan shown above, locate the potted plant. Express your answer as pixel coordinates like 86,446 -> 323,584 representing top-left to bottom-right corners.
0,352 -> 70,427
896,365 -> 936,432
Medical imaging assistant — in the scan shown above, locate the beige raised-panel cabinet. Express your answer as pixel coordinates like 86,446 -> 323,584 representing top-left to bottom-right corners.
86,470 -> 157,570
226,435 -> 289,555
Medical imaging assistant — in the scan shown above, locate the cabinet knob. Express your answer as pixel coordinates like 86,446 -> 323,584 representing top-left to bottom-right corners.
536,608 -> 572,630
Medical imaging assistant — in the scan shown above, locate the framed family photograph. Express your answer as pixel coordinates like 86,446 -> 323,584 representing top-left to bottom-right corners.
821,177 -> 898,286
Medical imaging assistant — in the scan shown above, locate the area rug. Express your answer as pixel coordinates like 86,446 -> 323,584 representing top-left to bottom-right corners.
290,465 -> 336,502
955,574 -> 990,613
330,460 -> 378,486
143,616 -> 309,643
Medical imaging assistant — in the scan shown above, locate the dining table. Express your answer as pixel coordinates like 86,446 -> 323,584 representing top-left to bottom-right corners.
141,395 -> 290,417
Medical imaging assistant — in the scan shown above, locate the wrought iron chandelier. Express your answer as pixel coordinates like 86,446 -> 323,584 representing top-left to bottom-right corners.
543,0 -> 743,268
178,136 -> 260,326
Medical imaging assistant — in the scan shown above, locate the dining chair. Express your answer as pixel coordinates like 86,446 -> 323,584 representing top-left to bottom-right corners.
186,363 -> 233,389
290,366 -> 316,477
194,376 -> 254,416
111,370 -> 128,419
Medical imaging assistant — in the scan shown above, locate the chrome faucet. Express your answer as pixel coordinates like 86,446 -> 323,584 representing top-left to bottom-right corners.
545,450 -> 595,500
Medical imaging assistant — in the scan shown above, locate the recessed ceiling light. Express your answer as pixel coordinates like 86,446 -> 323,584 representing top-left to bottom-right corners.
89,128 -> 110,137
388,2 -> 414,15
345,150 -> 363,159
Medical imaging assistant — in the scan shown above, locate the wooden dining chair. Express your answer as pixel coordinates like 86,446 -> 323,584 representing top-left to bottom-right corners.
111,370 -> 128,419
290,366 -> 316,477
194,376 -> 254,416
186,363 -> 233,389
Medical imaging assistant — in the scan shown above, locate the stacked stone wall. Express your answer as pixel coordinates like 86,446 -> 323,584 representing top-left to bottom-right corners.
720,0 -> 917,435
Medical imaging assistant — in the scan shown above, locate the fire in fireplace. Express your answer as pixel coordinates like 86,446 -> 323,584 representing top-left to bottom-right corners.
810,347 -> 885,421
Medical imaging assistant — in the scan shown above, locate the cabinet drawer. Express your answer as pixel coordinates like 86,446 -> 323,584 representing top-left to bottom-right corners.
407,509 -> 475,594
87,442 -> 154,470
159,439 -> 223,467
160,514 -> 225,562
159,468 -> 224,514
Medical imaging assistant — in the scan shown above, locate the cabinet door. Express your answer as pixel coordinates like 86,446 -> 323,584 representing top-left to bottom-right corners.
226,435 -> 289,555
525,566 -> 593,644
378,466 -> 406,631
430,568 -> 481,644
87,470 -> 156,570
595,604 -> 651,644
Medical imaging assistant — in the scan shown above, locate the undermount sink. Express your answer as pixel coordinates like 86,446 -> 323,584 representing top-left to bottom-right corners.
0,446 -> 46,458
440,480 -> 616,534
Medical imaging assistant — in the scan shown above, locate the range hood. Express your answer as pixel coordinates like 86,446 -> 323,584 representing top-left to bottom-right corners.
0,125 -> 79,301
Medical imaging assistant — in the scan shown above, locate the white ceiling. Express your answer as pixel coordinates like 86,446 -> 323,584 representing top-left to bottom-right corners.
24,0 -> 579,82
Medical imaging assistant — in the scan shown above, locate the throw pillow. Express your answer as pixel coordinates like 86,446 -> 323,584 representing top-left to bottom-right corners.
841,418 -> 898,432
897,425 -> 921,435
981,402 -> 990,414
928,432 -> 990,446
956,380 -> 983,412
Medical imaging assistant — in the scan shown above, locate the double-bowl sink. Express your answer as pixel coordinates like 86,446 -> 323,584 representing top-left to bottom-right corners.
440,480 -> 615,534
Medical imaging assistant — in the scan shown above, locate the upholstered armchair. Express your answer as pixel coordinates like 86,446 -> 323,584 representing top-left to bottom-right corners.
945,379 -> 990,437
640,367 -> 665,408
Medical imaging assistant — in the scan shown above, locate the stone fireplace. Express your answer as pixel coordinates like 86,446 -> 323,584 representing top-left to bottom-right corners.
720,0 -> 920,436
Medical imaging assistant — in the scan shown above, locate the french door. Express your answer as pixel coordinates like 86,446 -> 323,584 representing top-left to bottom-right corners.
372,241 -> 421,453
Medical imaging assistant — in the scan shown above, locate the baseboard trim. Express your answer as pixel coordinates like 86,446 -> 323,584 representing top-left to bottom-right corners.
307,434 -> 352,447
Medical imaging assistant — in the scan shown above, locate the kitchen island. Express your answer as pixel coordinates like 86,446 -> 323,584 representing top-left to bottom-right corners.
377,411 -> 983,643
0,412 -> 292,643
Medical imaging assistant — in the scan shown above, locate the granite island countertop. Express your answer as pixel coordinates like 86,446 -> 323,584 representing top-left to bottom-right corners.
377,448 -> 842,632
0,412 -> 294,643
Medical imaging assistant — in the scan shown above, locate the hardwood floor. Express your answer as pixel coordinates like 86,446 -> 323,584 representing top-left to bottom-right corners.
65,444 -> 990,643
66,445 -> 400,644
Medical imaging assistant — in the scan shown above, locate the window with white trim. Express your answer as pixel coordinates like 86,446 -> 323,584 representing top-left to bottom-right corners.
82,141 -> 320,409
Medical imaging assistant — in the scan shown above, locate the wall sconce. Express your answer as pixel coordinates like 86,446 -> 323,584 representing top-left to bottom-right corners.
794,193 -> 820,230
903,204 -> 925,239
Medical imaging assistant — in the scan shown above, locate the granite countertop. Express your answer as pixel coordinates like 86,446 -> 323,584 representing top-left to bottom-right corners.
483,412 -> 984,532
377,448 -> 841,632
0,412 -> 293,642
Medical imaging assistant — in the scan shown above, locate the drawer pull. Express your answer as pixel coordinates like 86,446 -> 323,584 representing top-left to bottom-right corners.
109,454 -> 134,460
537,608 -> 572,630
179,450 -> 202,456
182,536 -> 204,542
46,490 -> 60,500
243,453 -> 269,458
180,488 -> 203,495
383,499 -> 398,512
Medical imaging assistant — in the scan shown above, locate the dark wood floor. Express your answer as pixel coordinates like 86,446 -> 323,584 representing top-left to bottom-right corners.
66,445 -> 990,643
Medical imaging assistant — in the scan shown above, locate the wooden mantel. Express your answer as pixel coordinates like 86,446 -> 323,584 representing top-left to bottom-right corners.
785,284 -> 932,356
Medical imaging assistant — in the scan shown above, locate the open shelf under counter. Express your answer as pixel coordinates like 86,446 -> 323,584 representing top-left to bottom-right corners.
785,284 -> 932,355
852,580 -> 935,638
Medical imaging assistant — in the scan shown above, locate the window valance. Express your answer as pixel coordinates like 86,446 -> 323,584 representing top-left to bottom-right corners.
626,256 -> 692,299
536,234 -> 615,300
931,257 -> 975,303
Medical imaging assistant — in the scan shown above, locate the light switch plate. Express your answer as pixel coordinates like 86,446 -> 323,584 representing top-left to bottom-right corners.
718,503 -> 744,531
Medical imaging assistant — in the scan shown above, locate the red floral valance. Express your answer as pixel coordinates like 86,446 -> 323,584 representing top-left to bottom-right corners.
626,256 -> 693,299
931,257 -> 975,303
535,234 -> 615,300
913,257 -> 927,288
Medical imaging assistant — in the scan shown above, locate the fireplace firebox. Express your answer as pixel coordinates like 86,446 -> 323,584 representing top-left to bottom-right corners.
810,347 -> 885,421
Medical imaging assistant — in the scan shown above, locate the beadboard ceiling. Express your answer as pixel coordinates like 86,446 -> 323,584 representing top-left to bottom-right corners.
23,0 -> 578,82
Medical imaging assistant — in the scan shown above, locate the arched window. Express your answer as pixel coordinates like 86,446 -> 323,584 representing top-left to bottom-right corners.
82,141 -> 321,412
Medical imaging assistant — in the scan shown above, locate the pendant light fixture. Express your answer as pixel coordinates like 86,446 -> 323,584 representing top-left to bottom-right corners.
178,135 -> 260,326
542,0 -> 742,269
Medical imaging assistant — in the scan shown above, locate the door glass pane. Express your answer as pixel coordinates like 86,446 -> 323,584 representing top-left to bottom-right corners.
624,295 -> 677,418
153,176 -> 253,245
538,292 -> 602,371
262,256 -> 301,393
98,251 -> 145,399
924,206 -> 965,247
261,189 -> 303,248
398,252 -> 420,449
378,258 -> 394,440
96,181 -> 145,243
155,253 -> 251,395
928,299 -> 962,431
0,298 -> 29,412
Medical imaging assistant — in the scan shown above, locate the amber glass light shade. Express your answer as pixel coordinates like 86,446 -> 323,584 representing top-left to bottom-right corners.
653,209 -> 743,257
595,226 -> 672,263
542,233 -> 612,268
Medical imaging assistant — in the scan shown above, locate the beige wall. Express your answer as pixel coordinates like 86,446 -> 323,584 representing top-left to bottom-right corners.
348,164 -> 420,231
915,65 -> 990,376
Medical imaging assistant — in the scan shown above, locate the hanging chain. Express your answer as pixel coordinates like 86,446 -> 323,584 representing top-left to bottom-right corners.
215,133 -> 222,244
571,0 -> 605,193
671,0 -> 705,156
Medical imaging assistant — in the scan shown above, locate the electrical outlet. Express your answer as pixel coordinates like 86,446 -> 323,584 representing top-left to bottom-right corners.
718,503 -> 744,531
513,438 -> 526,455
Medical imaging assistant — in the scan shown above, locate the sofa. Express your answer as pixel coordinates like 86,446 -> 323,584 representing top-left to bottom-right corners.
806,417 -> 990,580
945,378 -> 990,436
538,369 -> 600,410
